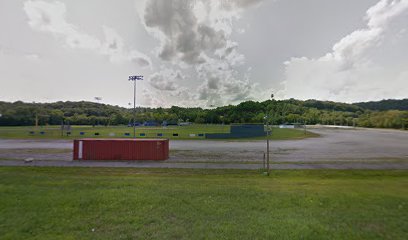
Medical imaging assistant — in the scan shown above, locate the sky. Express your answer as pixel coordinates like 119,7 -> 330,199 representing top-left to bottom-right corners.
0,0 -> 407,108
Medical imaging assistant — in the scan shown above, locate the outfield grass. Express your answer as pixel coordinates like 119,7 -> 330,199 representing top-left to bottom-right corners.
0,125 -> 318,140
0,167 -> 406,239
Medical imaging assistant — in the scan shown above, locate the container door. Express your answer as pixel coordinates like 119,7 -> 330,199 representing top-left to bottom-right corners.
78,140 -> 83,160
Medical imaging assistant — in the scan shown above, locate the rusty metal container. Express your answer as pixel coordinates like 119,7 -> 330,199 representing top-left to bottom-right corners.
73,139 -> 169,160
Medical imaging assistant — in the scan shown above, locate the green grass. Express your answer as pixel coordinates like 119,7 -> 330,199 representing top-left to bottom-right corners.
0,125 -> 318,140
0,167 -> 407,239
0,125 -> 228,140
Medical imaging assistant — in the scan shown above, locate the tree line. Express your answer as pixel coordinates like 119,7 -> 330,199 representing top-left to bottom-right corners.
0,99 -> 407,129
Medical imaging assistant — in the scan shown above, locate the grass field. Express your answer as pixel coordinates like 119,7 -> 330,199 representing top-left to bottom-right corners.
0,167 -> 406,239
0,125 -> 318,140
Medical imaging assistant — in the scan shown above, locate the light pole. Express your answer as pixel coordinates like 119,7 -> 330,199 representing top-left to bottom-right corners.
129,75 -> 143,138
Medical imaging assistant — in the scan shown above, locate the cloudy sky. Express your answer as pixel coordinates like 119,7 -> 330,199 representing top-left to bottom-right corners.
1,0 -> 407,107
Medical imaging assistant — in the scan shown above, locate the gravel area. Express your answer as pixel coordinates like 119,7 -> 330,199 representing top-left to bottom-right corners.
0,127 -> 407,169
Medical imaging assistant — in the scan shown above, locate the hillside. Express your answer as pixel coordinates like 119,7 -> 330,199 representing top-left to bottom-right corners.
0,99 -> 407,129
354,99 -> 408,111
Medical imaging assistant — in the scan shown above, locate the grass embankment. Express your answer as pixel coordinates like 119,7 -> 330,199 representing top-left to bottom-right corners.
0,167 -> 406,239
0,125 -> 318,140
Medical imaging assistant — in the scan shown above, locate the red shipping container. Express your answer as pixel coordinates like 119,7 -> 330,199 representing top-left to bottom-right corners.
73,139 -> 169,161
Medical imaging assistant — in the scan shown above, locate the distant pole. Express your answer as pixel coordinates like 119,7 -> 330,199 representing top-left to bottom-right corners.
35,112 -> 39,127
129,75 -> 143,138
209,104 -> 215,124
61,120 -> 64,137
94,97 -> 102,126
304,120 -> 307,135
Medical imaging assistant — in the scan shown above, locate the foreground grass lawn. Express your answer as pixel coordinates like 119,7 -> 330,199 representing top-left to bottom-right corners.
0,168 -> 406,239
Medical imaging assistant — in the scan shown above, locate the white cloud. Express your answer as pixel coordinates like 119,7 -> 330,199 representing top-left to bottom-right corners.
138,0 -> 263,106
24,0 -> 150,67
366,0 -> 408,28
283,0 -> 408,102
24,0 -> 100,50
196,58 -> 254,106
141,0 -> 228,64
148,69 -> 182,91
101,26 -> 152,66
25,53 -> 40,61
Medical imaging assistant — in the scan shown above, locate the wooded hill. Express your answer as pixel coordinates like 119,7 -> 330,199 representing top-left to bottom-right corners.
354,99 -> 408,111
0,98 -> 407,129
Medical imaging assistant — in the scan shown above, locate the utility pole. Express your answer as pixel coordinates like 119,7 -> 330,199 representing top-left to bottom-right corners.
264,93 -> 274,175
264,115 -> 270,175
129,75 -> 143,138
267,123 -> 270,174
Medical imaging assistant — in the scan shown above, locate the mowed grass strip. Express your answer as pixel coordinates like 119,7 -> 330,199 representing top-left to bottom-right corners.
0,125 -> 228,140
0,148 -> 72,154
0,125 -> 318,140
0,167 -> 406,239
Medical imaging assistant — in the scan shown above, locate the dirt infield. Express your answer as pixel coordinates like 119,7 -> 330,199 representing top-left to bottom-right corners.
0,127 -> 407,169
